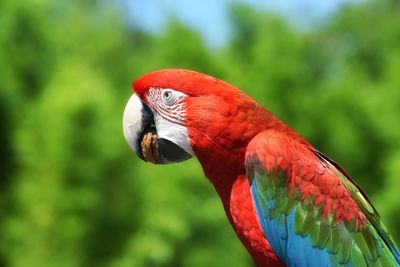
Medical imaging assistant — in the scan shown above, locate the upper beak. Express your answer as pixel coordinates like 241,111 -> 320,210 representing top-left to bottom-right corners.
123,94 -> 151,160
123,94 -> 192,164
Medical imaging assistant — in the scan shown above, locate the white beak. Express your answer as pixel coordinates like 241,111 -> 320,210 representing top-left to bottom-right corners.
123,94 -> 143,155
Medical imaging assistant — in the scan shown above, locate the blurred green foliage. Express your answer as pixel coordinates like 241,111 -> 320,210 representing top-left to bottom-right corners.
1,0 -> 400,266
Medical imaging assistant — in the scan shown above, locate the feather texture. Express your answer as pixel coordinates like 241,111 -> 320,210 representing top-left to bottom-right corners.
246,129 -> 400,267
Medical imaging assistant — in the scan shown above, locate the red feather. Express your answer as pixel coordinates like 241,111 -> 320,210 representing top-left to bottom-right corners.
131,69 -> 383,266
245,129 -> 367,227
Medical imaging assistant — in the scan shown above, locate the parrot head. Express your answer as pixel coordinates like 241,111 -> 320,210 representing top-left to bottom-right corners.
123,69 -> 194,164
123,69 -> 280,170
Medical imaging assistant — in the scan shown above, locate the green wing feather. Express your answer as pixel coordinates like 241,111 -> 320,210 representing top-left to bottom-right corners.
315,151 -> 400,263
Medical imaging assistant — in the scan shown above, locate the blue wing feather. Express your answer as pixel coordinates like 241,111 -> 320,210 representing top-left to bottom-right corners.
251,178 -> 334,267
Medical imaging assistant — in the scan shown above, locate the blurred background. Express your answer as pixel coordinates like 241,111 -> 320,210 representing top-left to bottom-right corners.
1,0 -> 400,266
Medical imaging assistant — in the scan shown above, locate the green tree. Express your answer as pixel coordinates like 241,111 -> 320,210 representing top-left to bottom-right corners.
0,0 -> 399,267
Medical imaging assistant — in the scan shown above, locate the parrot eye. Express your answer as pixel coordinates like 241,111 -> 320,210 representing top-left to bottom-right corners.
161,89 -> 175,105
156,88 -> 187,107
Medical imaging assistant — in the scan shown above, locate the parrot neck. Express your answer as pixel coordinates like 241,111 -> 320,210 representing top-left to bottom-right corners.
192,137 -> 246,199
193,141 -> 286,267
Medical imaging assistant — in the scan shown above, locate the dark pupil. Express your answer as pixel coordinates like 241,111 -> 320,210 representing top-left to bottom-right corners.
164,92 -> 171,99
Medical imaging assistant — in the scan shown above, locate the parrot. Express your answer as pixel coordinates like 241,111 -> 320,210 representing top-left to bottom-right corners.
123,68 -> 400,267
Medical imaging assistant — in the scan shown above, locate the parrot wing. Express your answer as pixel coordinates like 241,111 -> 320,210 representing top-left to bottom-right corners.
245,129 -> 400,267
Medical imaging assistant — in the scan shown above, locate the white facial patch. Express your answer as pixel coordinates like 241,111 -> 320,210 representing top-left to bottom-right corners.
145,87 -> 194,156
153,111 -> 194,156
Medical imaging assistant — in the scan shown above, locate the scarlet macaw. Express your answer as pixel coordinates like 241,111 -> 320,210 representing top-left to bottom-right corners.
123,69 -> 400,267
